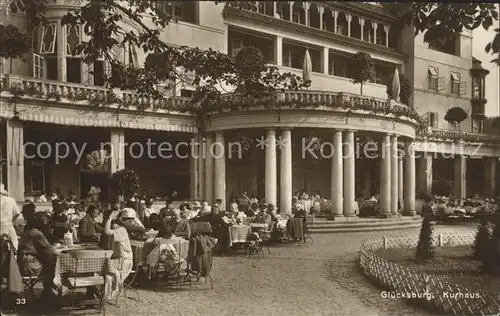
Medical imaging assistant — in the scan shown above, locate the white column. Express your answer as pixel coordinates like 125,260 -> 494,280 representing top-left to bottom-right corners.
404,142 -> 416,215
484,158 -> 497,198
346,14 -> 352,37
318,6 -> 324,29
333,10 -> 338,33
6,119 -> 24,202
343,130 -> 355,216
272,1 -> 277,16
372,21 -> 377,44
204,134 -> 214,204
57,23 -> 67,82
384,25 -> 390,47
454,155 -> 466,199
190,134 -> 200,200
379,134 -> 391,216
390,135 -> 398,214
198,136 -> 205,200
359,18 -> 365,41
214,131 -> 226,210
398,156 -> 404,210
418,152 -> 433,196
280,129 -> 292,215
265,129 -> 277,205
289,2 -> 293,21
322,47 -> 329,75
110,128 -> 125,174
330,130 -> 343,217
274,35 -> 283,66
303,2 -> 310,26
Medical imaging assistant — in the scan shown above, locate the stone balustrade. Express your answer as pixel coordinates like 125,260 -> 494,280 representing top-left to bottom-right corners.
0,74 -> 191,113
424,128 -> 500,144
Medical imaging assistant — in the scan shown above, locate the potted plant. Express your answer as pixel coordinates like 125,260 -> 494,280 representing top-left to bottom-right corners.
109,169 -> 140,202
444,106 -> 468,130
351,52 -> 375,95
386,73 -> 413,105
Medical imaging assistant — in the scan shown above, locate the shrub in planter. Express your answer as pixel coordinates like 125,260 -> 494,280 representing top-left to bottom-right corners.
351,52 -> 375,95
416,215 -> 435,261
444,107 -> 468,128
109,169 -> 140,201
386,73 -> 413,105
234,46 -> 266,94
474,217 -> 491,262
432,179 -> 453,197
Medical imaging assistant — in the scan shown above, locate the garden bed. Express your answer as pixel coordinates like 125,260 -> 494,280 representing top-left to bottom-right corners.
375,245 -> 500,298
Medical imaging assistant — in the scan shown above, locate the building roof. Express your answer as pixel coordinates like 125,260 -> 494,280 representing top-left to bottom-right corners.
471,57 -> 490,75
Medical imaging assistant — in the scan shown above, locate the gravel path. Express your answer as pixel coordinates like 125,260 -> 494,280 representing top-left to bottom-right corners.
101,225 -> 474,316
5,225 -> 475,316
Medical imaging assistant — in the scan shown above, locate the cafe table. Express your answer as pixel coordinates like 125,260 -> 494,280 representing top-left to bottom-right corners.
53,243 -> 104,288
228,225 -> 251,247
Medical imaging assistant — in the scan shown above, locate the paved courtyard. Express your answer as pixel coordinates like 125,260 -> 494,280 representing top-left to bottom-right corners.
97,225 -> 474,316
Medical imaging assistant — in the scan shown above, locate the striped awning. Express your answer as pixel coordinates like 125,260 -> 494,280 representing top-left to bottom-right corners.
2,102 -> 198,133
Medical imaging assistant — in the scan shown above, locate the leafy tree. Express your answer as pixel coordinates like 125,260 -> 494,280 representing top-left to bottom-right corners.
109,169 -> 140,201
388,3 -> 500,65
444,107 -> 468,126
416,214 -> 436,262
386,73 -> 413,105
0,25 -> 30,73
351,52 -> 375,95
474,217 -> 491,262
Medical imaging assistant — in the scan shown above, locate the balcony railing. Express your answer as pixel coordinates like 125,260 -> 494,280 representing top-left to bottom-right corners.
0,75 -> 192,113
421,128 -> 500,144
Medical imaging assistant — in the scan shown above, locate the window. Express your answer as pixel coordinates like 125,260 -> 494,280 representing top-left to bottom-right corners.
450,72 -> 460,94
472,76 -> 481,99
33,54 -> 44,79
24,161 -> 45,194
429,112 -> 438,128
66,24 -> 80,56
180,89 -> 194,98
429,36 -> 458,56
40,23 -> 57,54
157,2 -> 197,24
93,60 -> 105,86
428,67 -> 439,90
472,118 -> 483,133
282,45 -> 303,69
292,11 -> 301,24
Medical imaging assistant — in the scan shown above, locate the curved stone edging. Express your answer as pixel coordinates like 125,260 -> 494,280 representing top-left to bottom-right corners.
358,232 -> 500,315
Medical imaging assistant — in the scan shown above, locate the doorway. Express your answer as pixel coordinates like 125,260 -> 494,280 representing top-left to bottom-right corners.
80,170 -> 109,201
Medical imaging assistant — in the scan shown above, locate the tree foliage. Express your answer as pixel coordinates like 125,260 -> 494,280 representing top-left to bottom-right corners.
386,73 -> 413,105
390,3 -> 500,64
444,107 -> 468,125
416,214 -> 436,262
351,52 -> 375,95
0,25 -> 30,61
109,169 -> 140,201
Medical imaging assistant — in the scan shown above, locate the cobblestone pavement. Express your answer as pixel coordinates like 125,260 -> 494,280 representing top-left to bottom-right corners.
98,225 -> 474,316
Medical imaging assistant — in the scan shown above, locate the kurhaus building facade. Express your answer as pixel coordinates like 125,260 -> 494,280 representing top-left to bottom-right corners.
1,1 -> 499,215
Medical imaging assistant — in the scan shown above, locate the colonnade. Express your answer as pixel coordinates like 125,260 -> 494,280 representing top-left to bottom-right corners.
199,129 -> 417,216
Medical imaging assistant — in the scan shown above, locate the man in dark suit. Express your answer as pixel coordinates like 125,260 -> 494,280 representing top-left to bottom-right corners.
79,205 -> 104,242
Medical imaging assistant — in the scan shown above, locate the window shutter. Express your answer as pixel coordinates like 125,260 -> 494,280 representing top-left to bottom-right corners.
438,77 -> 445,91
459,81 -> 466,95
33,53 -> 44,79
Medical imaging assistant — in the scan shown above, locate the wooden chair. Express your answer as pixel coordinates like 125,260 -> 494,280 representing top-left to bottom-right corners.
119,240 -> 142,305
62,250 -> 112,315
154,238 -> 189,289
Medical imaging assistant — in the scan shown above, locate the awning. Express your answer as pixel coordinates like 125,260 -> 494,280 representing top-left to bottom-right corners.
428,67 -> 438,76
450,72 -> 460,81
1,102 -> 198,133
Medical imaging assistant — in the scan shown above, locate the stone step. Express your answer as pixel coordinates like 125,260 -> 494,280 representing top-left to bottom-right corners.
309,218 -> 422,228
309,222 -> 422,233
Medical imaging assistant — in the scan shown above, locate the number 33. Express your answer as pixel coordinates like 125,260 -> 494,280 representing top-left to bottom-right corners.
16,298 -> 26,305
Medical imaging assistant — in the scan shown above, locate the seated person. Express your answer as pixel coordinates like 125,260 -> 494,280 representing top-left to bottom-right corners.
143,200 -> 157,226
186,202 -> 200,220
78,205 -> 104,242
159,200 -> 172,218
148,213 -> 162,231
17,203 -> 61,301
51,200 -> 70,240
159,208 -> 190,239
103,209 -> 133,301
144,226 -> 183,273
245,203 -> 258,217
119,208 -> 146,240
255,205 -> 272,224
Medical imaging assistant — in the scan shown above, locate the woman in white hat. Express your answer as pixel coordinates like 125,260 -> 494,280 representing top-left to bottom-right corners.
0,183 -> 21,250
